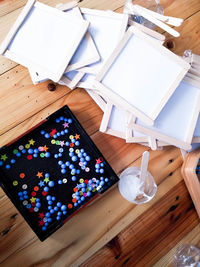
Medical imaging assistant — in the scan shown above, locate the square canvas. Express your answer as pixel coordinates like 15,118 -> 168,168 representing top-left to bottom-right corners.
0,1 -> 89,82
94,26 -> 190,125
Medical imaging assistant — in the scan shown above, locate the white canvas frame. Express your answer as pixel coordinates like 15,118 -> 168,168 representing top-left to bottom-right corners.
126,75 -> 200,150
28,4 -> 100,86
77,17 -> 165,91
93,25 -> 190,125
0,0 -> 89,83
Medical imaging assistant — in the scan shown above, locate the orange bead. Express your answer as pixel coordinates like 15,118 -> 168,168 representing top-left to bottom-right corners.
19,173 -> 25,179
34,186 -> 39,191
72,198 -> 77,203
68,204 -> 73,209
74,187 -> 78,192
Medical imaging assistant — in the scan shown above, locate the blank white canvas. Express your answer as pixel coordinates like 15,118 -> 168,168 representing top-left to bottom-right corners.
136,81 -> 200,142
77,10 -> 128,88
101,32 -> 184,119
5,3 -> 88,82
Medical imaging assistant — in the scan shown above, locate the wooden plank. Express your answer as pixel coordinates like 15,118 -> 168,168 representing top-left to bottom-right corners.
154,224 -> 200,267
0,146 -> 181,265
0,65 -> 71,135
82,180 -> 199,267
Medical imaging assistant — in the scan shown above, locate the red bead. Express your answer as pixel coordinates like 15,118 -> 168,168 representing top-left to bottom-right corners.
84,180 -> 88,184
29,208 -> 34,212
31,191 -> 36,197
42,191 -> 47,196
27,155 -> 32,160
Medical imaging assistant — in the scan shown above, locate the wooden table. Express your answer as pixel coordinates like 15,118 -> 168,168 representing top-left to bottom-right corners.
0,1 -> 200,266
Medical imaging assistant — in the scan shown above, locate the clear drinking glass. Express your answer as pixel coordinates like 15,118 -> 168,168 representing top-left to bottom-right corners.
118,166 -> 157,204
174,244 -> 200,267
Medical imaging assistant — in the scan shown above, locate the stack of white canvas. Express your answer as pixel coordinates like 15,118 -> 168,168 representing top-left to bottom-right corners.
1,0 -> 199,152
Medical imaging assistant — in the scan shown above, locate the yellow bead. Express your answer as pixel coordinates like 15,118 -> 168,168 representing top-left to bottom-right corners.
79,178 -> 84,183
51,139 -> 56,144
69,135 -> 74,140
75,149 -> 80,154
25,144 -> 30,149
13,181 -> 18,186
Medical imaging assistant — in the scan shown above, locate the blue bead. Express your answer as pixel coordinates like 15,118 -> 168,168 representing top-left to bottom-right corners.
44,222 -> 48,227
80,158 -> 84,162
81,166 -> 85,170
44,187 -> 49,192
82,188 -> 86,192
50,209 -> 54,214
65,161 -> 70,166
78,200 -> 81,204
100,181 -> 105,186
56,216 -> 61,220
100,177 -> 104,181
48,181 -> 54,187
54,207 -> 58,211
46,195 -> 51,201
16,152 -> 21,157
57,202 -> 62,207
48,201 -> 53,205
26,204 -> 31,209
75,192 -> 79,196
63,211 -> 67,215
61,205 -> 67,211
58,180 -> 62,184
65,142 -> 70,146
58,153 -> 62,157
5,164 -> 11,169
69,164 -> 74,169
47,218 -> 52,222
68,118 -> 72,123
23,191 -> 27,195
45,152 -> 50,158
33,154 -> 38,158
82,183 -> 86,188
88,180 -> 93,185
45,212 -> 51,217
45,133 -> 50,138
95,164 -> 100,169
57,132 -> 61,137
58,161 -> 63,165
64,129 -> 68,133
74,203 -> 78,207
69,152 -> 74,157
24,195 -> 28,199
83,162 -> 87,166
85,156 -> 90,161
61,169 -> 66,174
60,116 -> 64,120
56,119 -> 60,123
100,163 -> 104,167
52,196 -> 55,201
61,164 -> 66,169
80,149 -> 84,153
81,196 -> 85,201
100,169 -> 104,174
45,173 -> 50,178
19,197 -> 24,201
40,130 -> 45,134
22,149 -> 26,154
83,153 -> 87,157
0,161 -> 3,166
36,203 -> 41,208
36,198 -> 40,202
53,134 -> 57,138
71,169 -> 76,174
42,226 -> 47,231
72,156 -> 77,162
76,170 -> 80,174
88,186 -> 93,191
71,139 -> 75,143
96,180 -> 100,184
10,159 -> 15,164
54,154 -> 58,158
57,211 -> 62,216
76,196 -> 80,200
28,148 -> 33,154
48,206 -> 52,210
59,148 -> 64,153
72,176 -> 77,181
96,169 -> 99,173
78,153 -> 82,158
34,149 -> 39,153
87,192 -> 91,197
61,131 -> 65,135
75,141 -> 80,146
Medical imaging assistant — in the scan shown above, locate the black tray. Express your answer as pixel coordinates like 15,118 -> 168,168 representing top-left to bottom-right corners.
0,105 -> 118,241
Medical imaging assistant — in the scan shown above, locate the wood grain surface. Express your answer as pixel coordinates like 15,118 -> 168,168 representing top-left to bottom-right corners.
0,0 -> 200,266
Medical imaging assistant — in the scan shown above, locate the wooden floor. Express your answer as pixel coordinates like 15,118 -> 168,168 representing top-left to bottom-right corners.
0,0 -> 200,266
